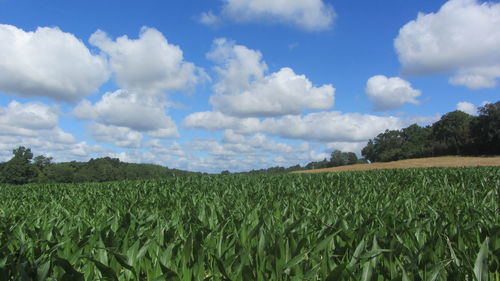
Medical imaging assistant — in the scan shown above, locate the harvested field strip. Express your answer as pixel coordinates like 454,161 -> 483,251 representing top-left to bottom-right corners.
294,156 -> 500,173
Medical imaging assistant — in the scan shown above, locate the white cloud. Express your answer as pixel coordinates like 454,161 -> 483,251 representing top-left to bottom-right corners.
207,38 -> 267,95
184,111 -> 404,142
0,101 -> 59,131
90,27 -> 203,94
73,89 -> 179,138
181,135 -> 322,172
147,140 -> 186,157
365,75 -> 421,111
63,142 -> 105,159
0,137 -> 104,163
198,11 -> 221,26
183,111 -> 261,133
0,24 -> 109,102
207,38 -> 334,117
395,0 -> 500,89
222,130 -> 297,154
0,101 -> 74,145
220,0 -> 336,31
449,66 -> 500,89
259,112 -> 404,142
0,100 -> 110,163
88,123 -> 143,148
456,101 -> 477,115
326,141 -> 367,155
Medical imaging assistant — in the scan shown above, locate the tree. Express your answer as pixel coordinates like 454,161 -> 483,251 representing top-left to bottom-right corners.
0,146 -> 36,184
345,152 -> 358,165
471,101 -> 500,155
305,158 -> 329,170
357,158 -> 369,164
330,150 -> 346,167
401,124 -> 433,158
362,129 -> 405,162
33,155 -> 53,169
329,150 -> 358,167
431,110 -> 473,155
361,140 -> 376,162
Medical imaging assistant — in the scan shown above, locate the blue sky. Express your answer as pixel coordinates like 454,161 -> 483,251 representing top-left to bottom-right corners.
0,0 -> 498,172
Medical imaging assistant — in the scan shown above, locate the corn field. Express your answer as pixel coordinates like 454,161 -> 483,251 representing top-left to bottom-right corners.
1,167 -> 499,280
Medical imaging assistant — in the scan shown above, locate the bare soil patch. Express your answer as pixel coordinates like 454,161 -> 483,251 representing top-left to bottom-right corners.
294,156 -> 500,174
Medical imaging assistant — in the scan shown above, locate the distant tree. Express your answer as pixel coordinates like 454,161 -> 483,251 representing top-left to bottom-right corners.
33,155 -> 53,169
220,170 -> 231,175
401,124 -> 434,158
329,150 -> 358,167
305,158 -> 329,170
361,140 -> 376,162
431,111 -> 473,155
362,129 -> 405,162
356,158 -> 369,164
286,165 -> 302,172
470,101 -> 500,155
45,164 -> 75,183
330,150 -> 346,167
0,146 -> 36,184
345,152 -> 358,165
32,155 -> 53,183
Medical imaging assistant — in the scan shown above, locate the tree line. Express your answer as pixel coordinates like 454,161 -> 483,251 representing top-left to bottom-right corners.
361,101 -> 500,162
2,101 -> 497,182
0,147 -> 200,185
236,100 -> 499,174
233,150 -> 368,175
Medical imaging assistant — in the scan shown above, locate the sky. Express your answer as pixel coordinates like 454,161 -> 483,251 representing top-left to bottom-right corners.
0,0 -> 499,173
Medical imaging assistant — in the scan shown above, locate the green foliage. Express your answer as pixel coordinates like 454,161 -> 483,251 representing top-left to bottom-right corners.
362,100 -> 500,162
0,146 -> 36,184
240,164 -> 303,174
330,150 -> 358,167
1,167 -> 498,280
471,101 -> 500,155
431,110 -> 473,155
0,150 -> 200,185
304,158 -> 330,170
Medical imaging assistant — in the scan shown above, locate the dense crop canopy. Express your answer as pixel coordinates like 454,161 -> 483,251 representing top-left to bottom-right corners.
0,167 -> 499,280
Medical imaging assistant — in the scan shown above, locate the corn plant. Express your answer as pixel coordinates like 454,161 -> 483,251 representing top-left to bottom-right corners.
0,167 -> 499,280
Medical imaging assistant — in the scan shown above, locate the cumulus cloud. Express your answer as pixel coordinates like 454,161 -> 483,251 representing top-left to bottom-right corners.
0,101 -> 59,132
183,111 -> 261,133
207,39 -> 335,117
73,89 -> 179,138
88,123 -> 143,148
0,101 -> 74,144
90,27 -> 203,94
181,134 -> 321,172
184,111 -> 404,142
198,11 -> 221,26
0,100 -> 109,163
456,101 -> 477,115
220,0 -> 336,31
0,136 -> 104,163
259,112 -> 403,142
365,75 -> 421,111
326,141 -> 368,155
147,140 -> 186,157
395,0 -> 500,89
0,24 -> 109,101
0,101 -> 71,140
222,130 -> 301,154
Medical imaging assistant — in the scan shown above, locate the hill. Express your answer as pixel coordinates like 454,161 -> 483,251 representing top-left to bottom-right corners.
294,156 -> 500,173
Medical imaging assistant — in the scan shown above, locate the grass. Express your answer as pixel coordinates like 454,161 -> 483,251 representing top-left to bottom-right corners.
295,156 -> 500,174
